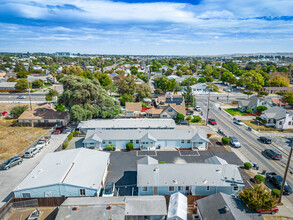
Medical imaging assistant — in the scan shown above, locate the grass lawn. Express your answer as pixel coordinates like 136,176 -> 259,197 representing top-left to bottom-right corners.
242,120 -> 293,133
224,108 -> 245,116
0,119 -> 50,162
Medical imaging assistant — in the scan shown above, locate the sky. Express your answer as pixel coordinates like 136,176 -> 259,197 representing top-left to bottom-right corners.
0,0 -> 293,55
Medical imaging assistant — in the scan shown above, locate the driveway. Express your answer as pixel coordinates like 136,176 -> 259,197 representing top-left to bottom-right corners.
107,143 -> 244,196
0,130 -> 71,208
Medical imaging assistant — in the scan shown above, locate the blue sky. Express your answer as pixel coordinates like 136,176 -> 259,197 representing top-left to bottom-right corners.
0,0 -> 293,55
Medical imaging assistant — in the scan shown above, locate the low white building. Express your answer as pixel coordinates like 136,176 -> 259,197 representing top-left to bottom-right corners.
14,148 -> 110,198
83,129 -> 210,151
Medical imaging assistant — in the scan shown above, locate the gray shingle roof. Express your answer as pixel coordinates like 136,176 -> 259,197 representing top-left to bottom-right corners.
196,192 -> 263,220
137,158 -> 244,187
83,129 -> 209,143
262,106 -> 293,120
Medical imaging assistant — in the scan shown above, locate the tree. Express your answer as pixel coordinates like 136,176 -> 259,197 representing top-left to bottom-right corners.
32,79 -> 44,88
198,77 -> 207,83
283,91 -> 293,105
15,79 -> 31,90
58,75 -> 122,121
220,71 -> 236,84
240,70 -> 264,90
269,74 -> 290,87
176,113 -> 185,120
257,106 -> 268,112
181,77 -> 197,86
239,184 -> 278,211
115,75 -> 136,95
136,84 -> 152,102
10,105 -> 28,118
7,77 -> 17,82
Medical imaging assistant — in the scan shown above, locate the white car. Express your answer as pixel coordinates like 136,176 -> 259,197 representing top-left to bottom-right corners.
102,182 -> 115,197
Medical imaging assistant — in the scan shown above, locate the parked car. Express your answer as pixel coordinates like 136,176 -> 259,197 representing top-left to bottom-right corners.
266,172 -> 292,195
54,126 -> 66,134
24,147 -> 39,158
195,106 -> 202,112
103,182 -> 115,197
0,156 -> 23,170
177,121 -> 190,126
208,118 -> 217,125
263,149 -> 282,160
229,136 -> 241,148
259,136 -> 272,144
234,120 -> 244,126
258,207 -> 279,215
17,95 -> 26,99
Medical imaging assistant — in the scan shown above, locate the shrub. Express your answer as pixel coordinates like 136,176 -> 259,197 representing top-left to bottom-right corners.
68,132 -> 74,141
106,144 -> 114,151
244,162 -> 252,170
62,141 -> 68,149
254,175 -> 265,184
272,189 -> 280,197
126,142 -> 133,151
192,115 -> 202,123
222,137 -> 230,145
246,110 -> 253,113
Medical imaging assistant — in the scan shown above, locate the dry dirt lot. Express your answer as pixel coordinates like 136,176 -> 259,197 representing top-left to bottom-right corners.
0,103 -> 51,162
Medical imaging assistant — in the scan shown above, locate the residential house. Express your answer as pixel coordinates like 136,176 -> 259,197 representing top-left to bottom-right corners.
137,156 -> 244,196
83,129 -> 210,151
18,104 -> 69,126
167,192 -> 187,220
125,102 -> 142,117
77,118 -> 176,133
195,192 -> 263,220
14,148 -> 110,198
56,196 -> 167,220
261,106 -> 293,129
0,82 -> 16,91
261,86 -> 293,94
238,96 -> 272,112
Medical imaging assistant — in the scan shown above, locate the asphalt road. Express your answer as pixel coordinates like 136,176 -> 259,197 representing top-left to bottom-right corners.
197,97 -> 293,204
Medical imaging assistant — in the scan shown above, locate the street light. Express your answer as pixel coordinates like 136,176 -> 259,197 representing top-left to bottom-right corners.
278,141 -> 293,204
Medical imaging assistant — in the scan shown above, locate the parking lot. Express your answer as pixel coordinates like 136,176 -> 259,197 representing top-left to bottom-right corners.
107,143 -> 244,196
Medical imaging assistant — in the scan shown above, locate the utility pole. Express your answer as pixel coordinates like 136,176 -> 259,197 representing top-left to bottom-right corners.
27,81 -> 32,111
205,83 -> 211,125
278,141 -> 293,203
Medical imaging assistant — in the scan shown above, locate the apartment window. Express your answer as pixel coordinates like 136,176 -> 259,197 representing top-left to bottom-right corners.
22,193 -> 31,198
136,140 -> 139,144
181,140 -> 184,143
233,186 -> 239,191
187,140 -> 191,144
178,186 -> 183,191
169,186 -> 175,192
80,189 -> 86,196
142,187 -> 148,192
206,186 -> 210,191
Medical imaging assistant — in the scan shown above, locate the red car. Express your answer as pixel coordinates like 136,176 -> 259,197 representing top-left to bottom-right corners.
53,126 -> 66,134
258,207 -> 278,214
208,118 -> 217,125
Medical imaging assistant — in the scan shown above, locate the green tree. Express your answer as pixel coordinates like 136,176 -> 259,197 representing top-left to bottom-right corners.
15,79 -> 31,90
10,105 -> 28,118
32,79 -> 44,88
58,75 -> 122,121
257,106 -> 268,112
176,113 -> 185,120
269,74 -> 290,87
240,70 -> 264,90
198,77 -> 207,83
136,84 -> 152,102
283,91 -> 293,105
239,184 -> 278,211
